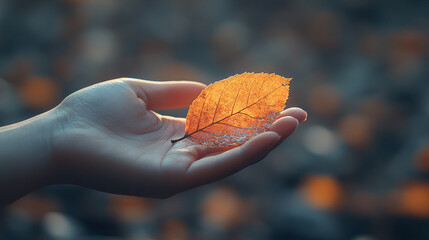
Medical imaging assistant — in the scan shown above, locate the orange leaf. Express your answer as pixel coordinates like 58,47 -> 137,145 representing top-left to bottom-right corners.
171,72 -> 291,147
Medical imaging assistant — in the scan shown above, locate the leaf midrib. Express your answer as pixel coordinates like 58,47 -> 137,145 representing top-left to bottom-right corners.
185,81 -> 288,138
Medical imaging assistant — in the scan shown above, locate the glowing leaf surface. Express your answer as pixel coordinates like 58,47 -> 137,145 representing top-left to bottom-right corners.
172,72 -> 291,147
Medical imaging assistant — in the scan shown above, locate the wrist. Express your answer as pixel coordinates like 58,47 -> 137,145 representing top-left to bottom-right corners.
46,106 -> 75,185
0,109 -> 61,205
21,109 -> 61,187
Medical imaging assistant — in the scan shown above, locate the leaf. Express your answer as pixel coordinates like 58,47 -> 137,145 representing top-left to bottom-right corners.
171,72 -> 291,147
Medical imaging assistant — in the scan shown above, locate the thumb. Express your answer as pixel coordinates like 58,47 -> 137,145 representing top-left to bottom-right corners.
124,78 -> 206,110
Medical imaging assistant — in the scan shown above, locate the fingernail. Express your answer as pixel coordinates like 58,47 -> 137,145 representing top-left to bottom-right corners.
285,116 -> 299,127
280,108 -> 308,124
294,117 -> 300,127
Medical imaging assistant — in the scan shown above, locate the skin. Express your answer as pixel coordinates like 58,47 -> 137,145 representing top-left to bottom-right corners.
0,78 -> 307,207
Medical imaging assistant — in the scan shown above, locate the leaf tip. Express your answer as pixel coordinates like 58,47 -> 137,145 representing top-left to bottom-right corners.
282,77 -> 292,86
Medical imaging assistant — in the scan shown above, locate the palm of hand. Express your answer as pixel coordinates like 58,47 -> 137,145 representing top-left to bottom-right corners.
51,78 -> 305,198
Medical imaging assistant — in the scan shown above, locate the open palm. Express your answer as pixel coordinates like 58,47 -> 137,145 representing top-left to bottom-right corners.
50,78 -> 306,198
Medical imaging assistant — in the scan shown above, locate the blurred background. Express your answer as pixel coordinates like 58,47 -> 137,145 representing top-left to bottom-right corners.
0,0 -> 428,239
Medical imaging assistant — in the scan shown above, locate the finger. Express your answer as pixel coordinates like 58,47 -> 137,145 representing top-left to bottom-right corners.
269,116 -> 300,141
124,78 -> 207,110
280,107 -> 308,124
185,131 -> 280,188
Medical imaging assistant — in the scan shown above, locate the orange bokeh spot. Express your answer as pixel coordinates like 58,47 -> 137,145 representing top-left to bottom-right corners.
201,186 -> 248,229
338,114 -> 373,149
109,195 -> 152,222
396,182 -> 429,218
18,76 -> 60,109
155,61 -> 204,82
416,143 -> 429,172
159,220 -> 189,240
301,175 -> 343,210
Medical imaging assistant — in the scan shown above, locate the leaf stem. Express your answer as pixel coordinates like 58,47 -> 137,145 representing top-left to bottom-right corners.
171,135 -> 188,144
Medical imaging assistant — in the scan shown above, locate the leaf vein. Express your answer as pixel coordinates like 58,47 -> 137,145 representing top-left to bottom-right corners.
231,73 -> 250,114
245,74 -> 257,106
217,122 -> 257,130
196,89 -> 209,130
256,73 -> 270,98
187,83 -> 287,137
212,78 -> 233,122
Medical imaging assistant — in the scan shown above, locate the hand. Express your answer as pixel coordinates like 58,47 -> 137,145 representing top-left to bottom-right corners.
1,78 -> 306,205
49,78 -> 306,198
